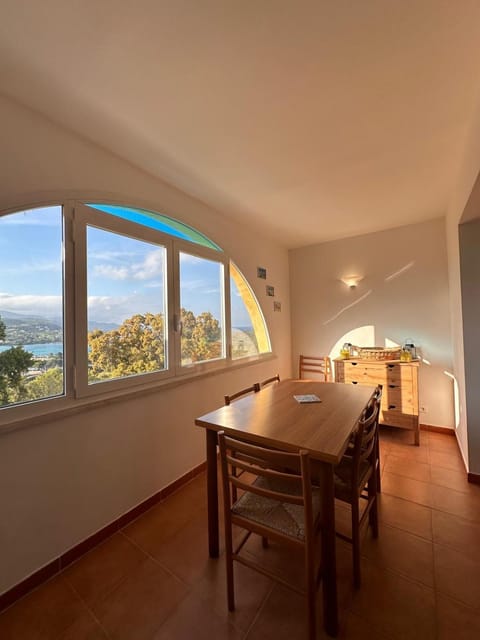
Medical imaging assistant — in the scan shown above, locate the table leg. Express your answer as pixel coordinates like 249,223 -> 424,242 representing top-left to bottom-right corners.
206,429 -> 219,558
319,462 -> 338,637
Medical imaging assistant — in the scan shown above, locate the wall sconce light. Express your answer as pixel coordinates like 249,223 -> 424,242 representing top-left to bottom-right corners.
340,275 -> 363,289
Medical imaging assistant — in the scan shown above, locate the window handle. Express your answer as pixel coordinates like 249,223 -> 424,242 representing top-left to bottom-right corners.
174,315 -> 183,334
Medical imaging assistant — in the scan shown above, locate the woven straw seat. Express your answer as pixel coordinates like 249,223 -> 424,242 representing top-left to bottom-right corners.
219,432 -> 323,640
232,475 -> 321,541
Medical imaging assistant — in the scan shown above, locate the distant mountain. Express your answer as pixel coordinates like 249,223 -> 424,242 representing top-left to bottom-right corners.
0,309 -> 118,344
0,309 -> 60,324
88,321 -> 119,332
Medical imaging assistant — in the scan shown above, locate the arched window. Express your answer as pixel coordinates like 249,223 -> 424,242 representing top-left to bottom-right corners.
0,202 -> 271,411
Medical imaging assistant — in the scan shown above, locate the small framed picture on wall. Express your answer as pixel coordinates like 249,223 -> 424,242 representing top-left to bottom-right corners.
257,267 -> 267,279
266,285 -> 275,297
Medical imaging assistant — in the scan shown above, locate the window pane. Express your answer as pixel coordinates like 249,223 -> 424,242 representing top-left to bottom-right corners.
179,253 -> 224,365
87,203 -> 221,251
0,206 -> 64,407
87,226 -> 167,383
230,262 -> 271,359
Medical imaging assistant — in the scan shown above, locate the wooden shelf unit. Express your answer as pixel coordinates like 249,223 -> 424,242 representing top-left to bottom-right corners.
334,358 -> 420,445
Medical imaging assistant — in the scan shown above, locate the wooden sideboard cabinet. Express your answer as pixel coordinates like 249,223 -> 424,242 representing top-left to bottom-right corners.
334,358 -> 420,445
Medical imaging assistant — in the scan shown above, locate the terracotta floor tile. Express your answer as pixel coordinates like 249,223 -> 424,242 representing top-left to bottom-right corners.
337,611 -> 395,640
382,472 -> 433,507
430,465 -> 472,494
242,536 -> 305,591
91,558 -> 189,640
377,493 -> 432,540
147,510 -> 219,585
56,610 -> 109,639
426,432 -> 459,453
436,593 -> 480,640
434,543 -> 480,610
193,551 -> 273,634
431,484 -> 480,523
429,449 -> 465,472
382,442 -> 429,464
63,532 -> 146,606
153,591 -> 243,639
384,455 -> 431,482
0,577 -> 86,640
6,420 -> 480,640
379,427 -> 413,445
244,583 -> 312,640
350,560 -> 436,640
432,509 -> 480,560
362,523 -> 434,587
122,500 -> 197,557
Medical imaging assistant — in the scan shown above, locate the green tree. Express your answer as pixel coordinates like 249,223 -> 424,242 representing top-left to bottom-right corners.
24,367 -> 63,401
0,315 -> 5,342
87,309 -> 222,378
0,345 -> 34,405
189,311 -> 221,362
88,313 -> 166,380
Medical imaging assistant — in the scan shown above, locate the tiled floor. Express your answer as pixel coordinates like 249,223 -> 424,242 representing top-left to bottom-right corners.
1,428 -> 480,639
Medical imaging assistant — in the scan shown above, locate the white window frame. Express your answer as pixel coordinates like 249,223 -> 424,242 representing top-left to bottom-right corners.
0,199 -> 272,426
73,203 -> 176,398
173,239 -> 231,376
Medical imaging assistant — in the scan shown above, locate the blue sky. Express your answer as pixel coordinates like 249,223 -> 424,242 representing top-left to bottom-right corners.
0,205 -> 252,327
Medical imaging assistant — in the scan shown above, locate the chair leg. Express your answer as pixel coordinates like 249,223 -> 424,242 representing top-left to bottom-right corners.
351,498 -> 361,589
304,546 -> 317,640
262,536 -> 269,548
224,521 -> 235,610
231,453 -> 238,503
375,435 -> 381,493
368,477 -> 379,539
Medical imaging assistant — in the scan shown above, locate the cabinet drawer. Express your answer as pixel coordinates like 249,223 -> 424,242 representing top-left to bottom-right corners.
343,364 -> 413,386
381,393 -> 416,415
380,409 -> 417,430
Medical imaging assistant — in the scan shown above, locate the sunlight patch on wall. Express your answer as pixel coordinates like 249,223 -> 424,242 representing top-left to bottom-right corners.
328,325 -> 375,362
444,370 -> 460,429
384,261 -> 415,282
385,338 -> 400,348
322,290 -> 372,325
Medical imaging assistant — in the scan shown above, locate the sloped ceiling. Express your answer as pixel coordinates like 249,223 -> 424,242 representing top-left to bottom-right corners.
1,1 -> 480,247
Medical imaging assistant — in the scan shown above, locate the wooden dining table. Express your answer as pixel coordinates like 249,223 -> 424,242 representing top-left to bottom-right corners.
195,379 -> 375,637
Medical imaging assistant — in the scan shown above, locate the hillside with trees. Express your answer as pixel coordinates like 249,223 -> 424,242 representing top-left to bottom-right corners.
0,309 -> 223,405
0,315 -> 34,404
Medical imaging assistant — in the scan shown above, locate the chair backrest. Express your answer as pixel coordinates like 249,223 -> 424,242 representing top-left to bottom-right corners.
364,384 -> 382,433
350,389 -> 382,486
224,383 -> 260,406
299,355 -> 332,381
218,432 -> 315,536
260,374 -> 280,388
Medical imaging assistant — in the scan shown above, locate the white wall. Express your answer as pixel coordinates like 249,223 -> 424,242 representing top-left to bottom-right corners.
445,94 -> 480,471
459,219 -> 480,474
0,95 -> 291,593
290,218 -> 454,430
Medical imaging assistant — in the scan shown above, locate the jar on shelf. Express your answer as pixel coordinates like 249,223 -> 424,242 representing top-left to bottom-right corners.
340,342 -> 352,359
402,339 -> 417,360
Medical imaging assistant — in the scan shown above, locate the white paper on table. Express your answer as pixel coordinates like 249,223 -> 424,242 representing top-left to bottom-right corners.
293,394 -> 321,403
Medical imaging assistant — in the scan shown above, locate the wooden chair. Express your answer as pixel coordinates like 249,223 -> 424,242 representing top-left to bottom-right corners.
371,385 -> 383,492
224,383 -> 260,406
224,385 -> 261,501
344,385 -> 383,493
218,432 -> 323,640
260,373 -> 280,387
334,394 -> 381,588
299,355 -> 332,382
